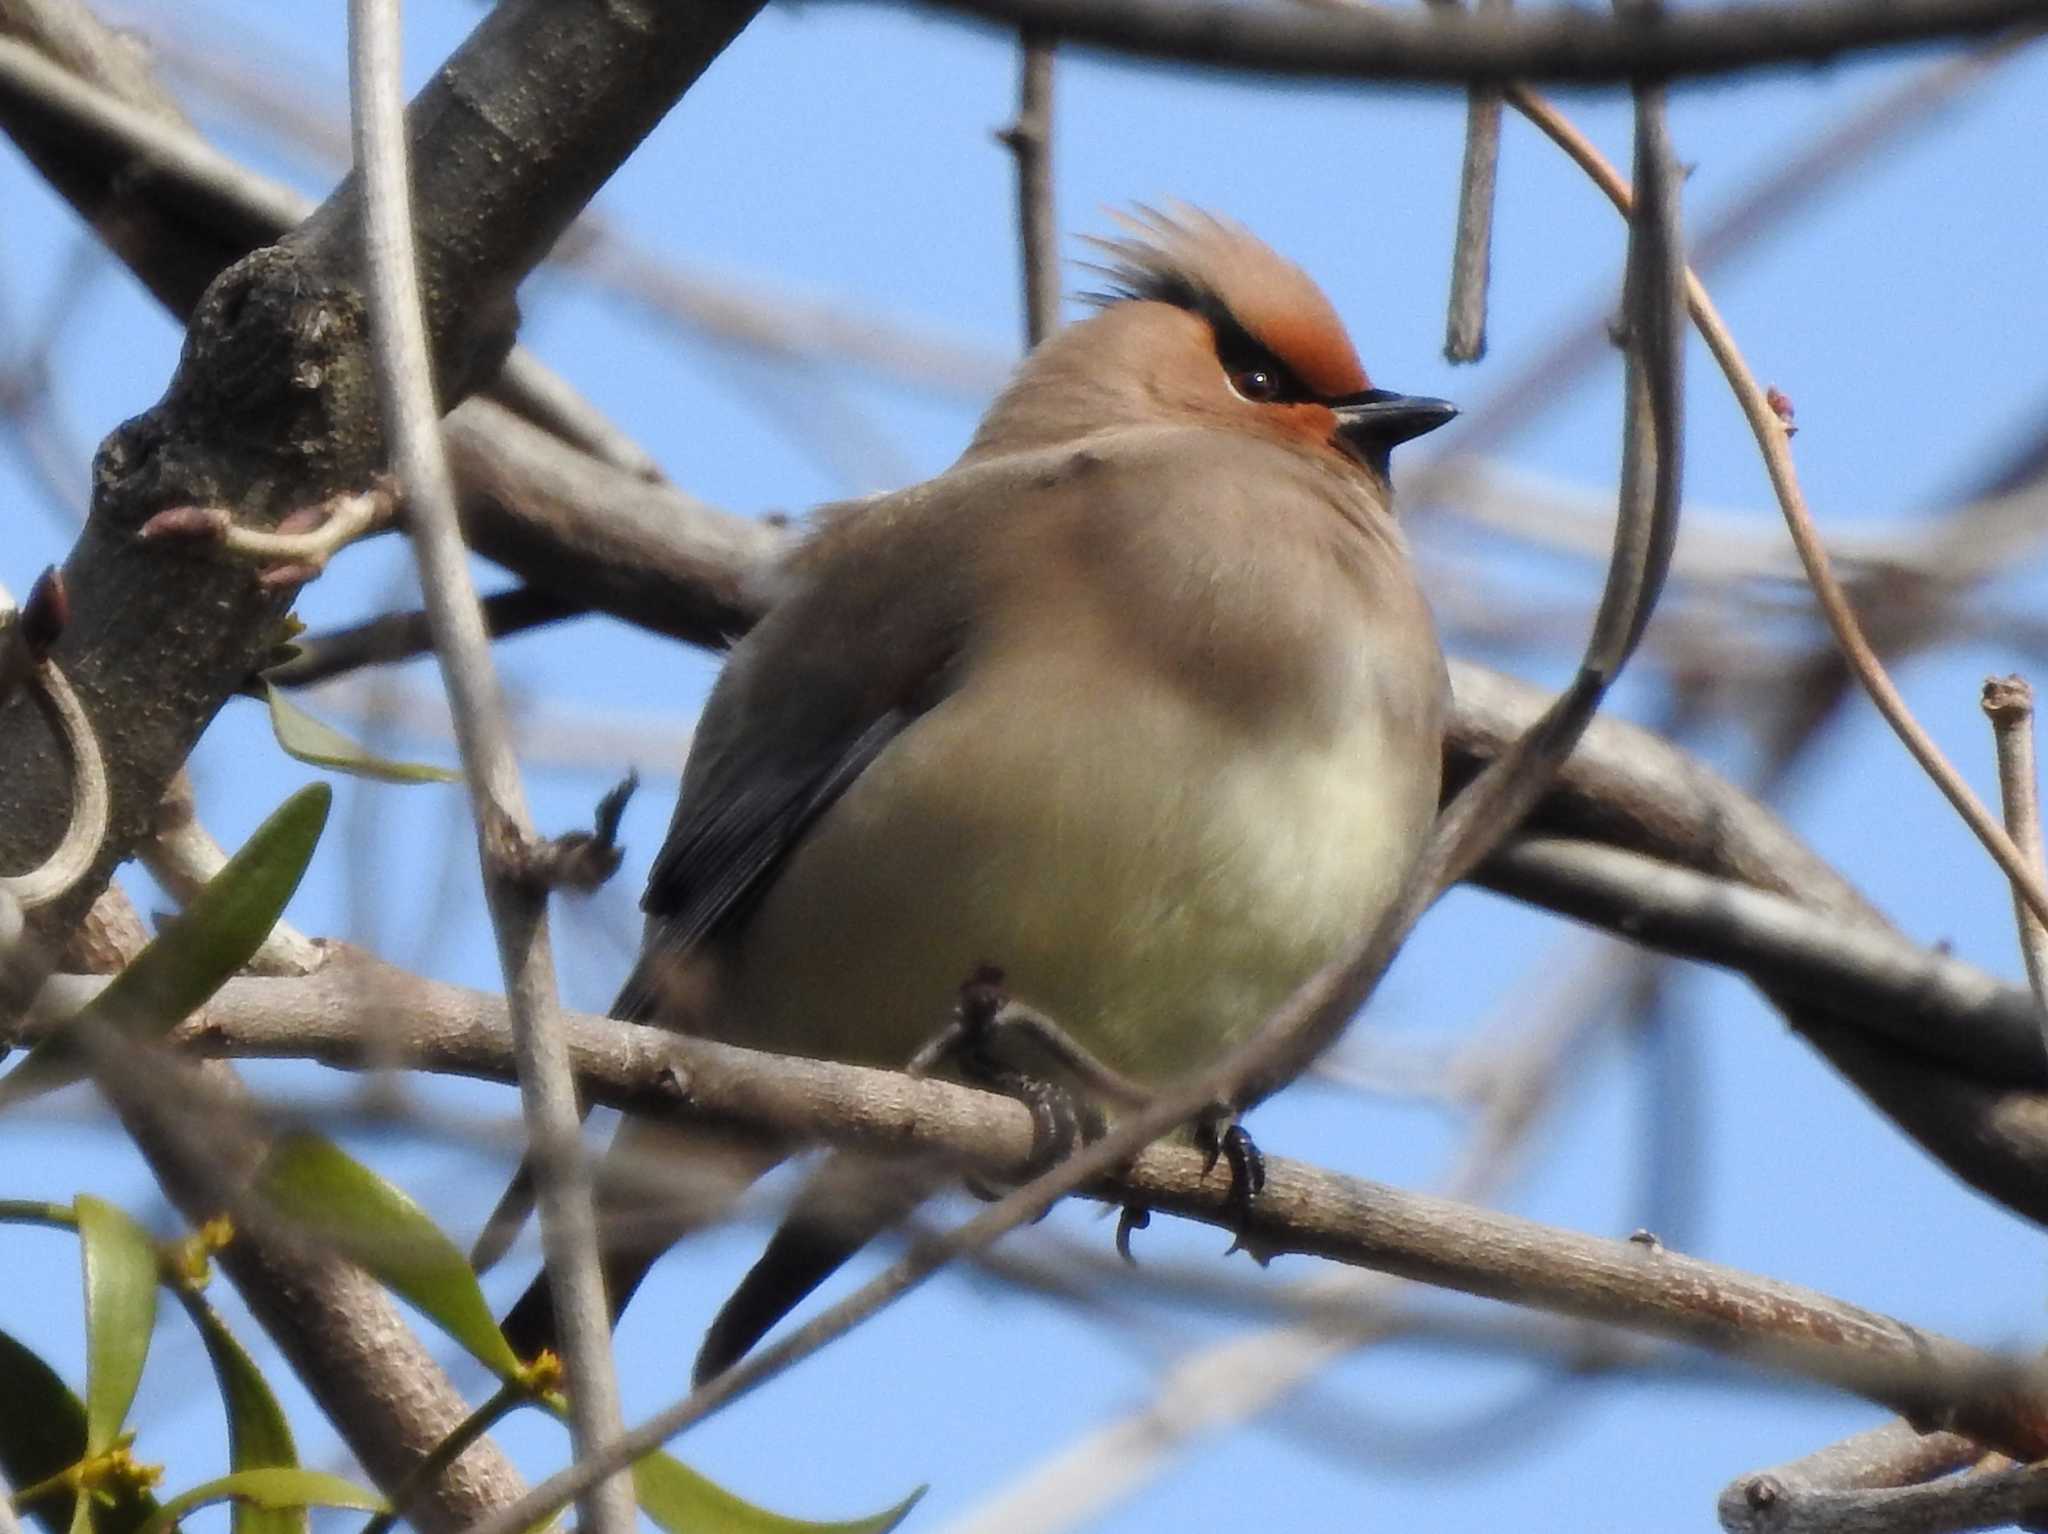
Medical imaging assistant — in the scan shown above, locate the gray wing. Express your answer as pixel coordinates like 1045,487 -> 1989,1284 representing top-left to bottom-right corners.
618,493 -> 976,1021
637,704 -> 911,953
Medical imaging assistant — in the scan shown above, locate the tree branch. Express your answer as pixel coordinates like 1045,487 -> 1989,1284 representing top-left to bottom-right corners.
999,33 -> 1059,347
1721,1418 -> 2045,1534
100,1047 -> 529,1533
343,0 -> 631,1525
0,0 -> 763,1519
0,0 -> 764,987
894,0 -> 2041,87
58,948 -> 2048,1473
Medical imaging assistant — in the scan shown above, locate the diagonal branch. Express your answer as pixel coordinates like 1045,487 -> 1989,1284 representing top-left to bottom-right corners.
0,0 -> 764,1517
343,0 -> 631,1526
0,0 -> 765,989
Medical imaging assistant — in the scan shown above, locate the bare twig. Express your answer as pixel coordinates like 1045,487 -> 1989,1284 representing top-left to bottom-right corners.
1503,84 -> 2048,939
1982,676 -> 2048,1014
999,32 -> 1059,347
138,485 -> 397,588
937,943 -> 1634,1534
143,769 -> 323,976
1412,35 -> 2033,468
1592,41 -> 1683,677
342,2 -> 630,1528
270,586 -> 588,688
1721,1418 -> 2043,1534
489,349 -> 666,482
1438,0 -> 1508,362
0,623 -> 107,916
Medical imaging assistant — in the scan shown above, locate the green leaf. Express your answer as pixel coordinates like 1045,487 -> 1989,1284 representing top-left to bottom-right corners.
632,1449 -> 923,1534
263,684 -> 459,784
75,1198 -> 159,1457
251,1133 -> 521,1378
181,1296 -> 301,1534
0,1327 -> 158,1534
0,784 -> 332,1105
135,1469 -> 382,1534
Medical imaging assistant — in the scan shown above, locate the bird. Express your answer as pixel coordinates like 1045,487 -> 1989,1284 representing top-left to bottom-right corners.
487,206 -> 1454,1384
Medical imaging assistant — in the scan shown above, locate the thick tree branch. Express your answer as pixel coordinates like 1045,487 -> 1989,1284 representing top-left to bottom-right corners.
104,1049 -> 529,1533
0,0 -> 763,987
12,879 -> 525,1533
1486,838 -> 2045,1085
58,949 -> 2048,1468
894,0 -> 2040,87
0,0 -> 762,1518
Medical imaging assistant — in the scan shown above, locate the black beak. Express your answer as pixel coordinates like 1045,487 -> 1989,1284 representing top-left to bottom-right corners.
1330,388 -> 1459,467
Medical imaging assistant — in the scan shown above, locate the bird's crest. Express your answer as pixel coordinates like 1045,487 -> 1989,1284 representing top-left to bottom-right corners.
1079,205 -> 1369,399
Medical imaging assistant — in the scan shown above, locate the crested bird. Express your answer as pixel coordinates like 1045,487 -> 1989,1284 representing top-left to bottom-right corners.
489,207 -> 1455,1383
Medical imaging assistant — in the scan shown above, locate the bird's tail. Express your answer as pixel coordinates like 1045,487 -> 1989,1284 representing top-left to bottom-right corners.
693,1150 -> 948,1385
498,1118 -> 785,1362
471,1151 -> 546,1277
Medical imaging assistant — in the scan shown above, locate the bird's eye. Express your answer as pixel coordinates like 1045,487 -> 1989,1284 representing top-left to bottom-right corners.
1231,368 -> 1281,403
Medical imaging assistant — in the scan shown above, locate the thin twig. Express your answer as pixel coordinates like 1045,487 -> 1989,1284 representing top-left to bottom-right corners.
1501,83 -> 2048,939
143,769 -> 322,976
1411,34 -> 2033,468
1722,1423 -> 2048,1534
937,942 -> 1634,1534
1982,676 -> 2048,1014
1440,0 -> 1508,363
1720,1418 -> 1989,1534
270,587 -> 588,689
341,3 -> 632,1531
491,350 -> 666,482
0,648 -> 107,915
999,32 -> 1060,347
137,486 -> 396,589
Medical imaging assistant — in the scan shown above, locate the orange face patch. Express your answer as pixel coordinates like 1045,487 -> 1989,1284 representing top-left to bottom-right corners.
1246,309 -> 1369,400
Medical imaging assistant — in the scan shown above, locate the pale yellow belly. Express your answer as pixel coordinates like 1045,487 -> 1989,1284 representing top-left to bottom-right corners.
717,660 -> 1436,1089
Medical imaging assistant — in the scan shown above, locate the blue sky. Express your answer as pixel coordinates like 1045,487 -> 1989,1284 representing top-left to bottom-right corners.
3,3 -> 2047,1530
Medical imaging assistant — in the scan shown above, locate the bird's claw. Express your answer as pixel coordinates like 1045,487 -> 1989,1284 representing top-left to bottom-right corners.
922,965 -> 1115,1206
1194,1109 -> 1266,1250
1115,1203 -> 1150,1263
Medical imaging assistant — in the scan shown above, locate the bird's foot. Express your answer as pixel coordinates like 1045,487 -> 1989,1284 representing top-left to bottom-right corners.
1194,1106 -> 1268,1260
923,965 -> 1121,1207
139,479 -> 398,590
918,963 -> 1150,1108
